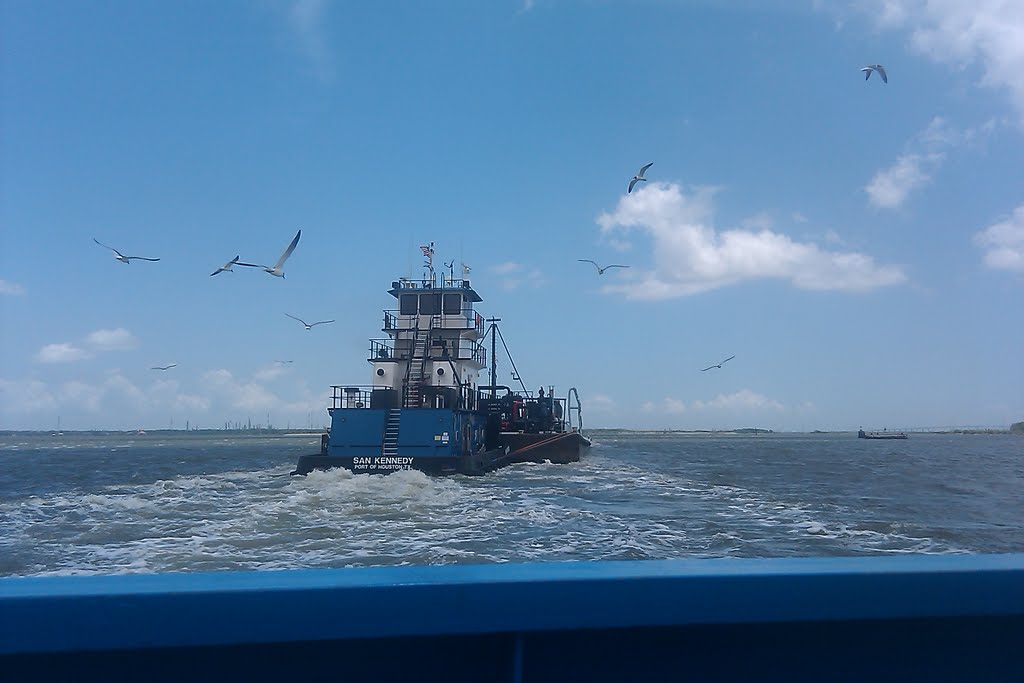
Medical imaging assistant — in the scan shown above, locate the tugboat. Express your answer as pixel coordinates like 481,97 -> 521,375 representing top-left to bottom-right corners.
292,245 -> 590,476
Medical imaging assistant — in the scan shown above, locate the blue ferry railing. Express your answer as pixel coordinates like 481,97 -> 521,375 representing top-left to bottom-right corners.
2,554 -> 1022,682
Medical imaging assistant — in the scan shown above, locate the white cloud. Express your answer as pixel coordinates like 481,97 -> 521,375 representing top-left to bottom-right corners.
692,389 -> 785,412
492,261 -> 523,275
32,327 -> 140,364
61,380 -> 105,412
858,1 -> 1024,121
596,183 -> 906,299
864,116 -> 999,209
865,152 -> 941,209
823,229 -> 845,245
0,379 -> 56,414
254,364 -> 289,382
604,238 -> 633,252
975,205 -> 1024,273
645,391 -> 785,415
34,343 -> 92,364
286,0 -> 333,81
175,394 -> 212,413
587,393 -> 616,412
202,368 -> 321,414
663,398 -> 686,414
0,279 -> 26,295
490,262 -> 544,290
85,327 -> 139,351
0,369 -> 325,430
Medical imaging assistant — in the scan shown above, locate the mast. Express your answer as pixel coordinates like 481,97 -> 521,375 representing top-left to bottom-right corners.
487,317 -> 500,399
421,242 -> 435,284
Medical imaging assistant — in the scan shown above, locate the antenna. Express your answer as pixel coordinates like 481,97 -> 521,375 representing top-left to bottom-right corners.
420,242 -> 435,282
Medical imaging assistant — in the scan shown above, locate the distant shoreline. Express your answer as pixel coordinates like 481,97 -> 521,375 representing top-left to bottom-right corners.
0,429 -> 325,437
584,428 -> 1015,436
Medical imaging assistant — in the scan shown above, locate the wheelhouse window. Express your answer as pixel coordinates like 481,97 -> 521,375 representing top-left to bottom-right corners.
419,293 -> 441,315
399,294 -> 417,315
443,293 -> 461,315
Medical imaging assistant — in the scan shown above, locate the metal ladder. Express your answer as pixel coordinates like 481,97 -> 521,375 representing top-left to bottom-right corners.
405,329 -> 429,407
381,408 -> 401,457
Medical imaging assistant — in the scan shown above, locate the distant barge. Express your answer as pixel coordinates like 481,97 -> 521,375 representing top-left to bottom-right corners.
858,429 -> 908,440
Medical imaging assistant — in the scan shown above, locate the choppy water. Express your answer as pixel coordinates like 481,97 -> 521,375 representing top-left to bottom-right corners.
1,431 -> 1021,577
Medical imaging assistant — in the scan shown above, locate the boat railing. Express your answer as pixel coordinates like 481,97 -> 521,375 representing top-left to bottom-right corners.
441,274 -> 472,289
330,385 -> 375,410
430,313 -> 486,337
567,387 -> 584,434
391,276 -> 474,290
370,337 -> 486,365
369,339 -> 395,360
468,340 -> 486,366
384,310 -> 483,335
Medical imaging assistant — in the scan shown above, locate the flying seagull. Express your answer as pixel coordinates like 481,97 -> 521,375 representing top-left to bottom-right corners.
578,259 -> 630,275
93,238 -> 160,264
238,230 -> 301,278
210,255 -> 240,276
701,355 -> 735,372
150,364 -> 177,371
285,313 -> 335,330
628,162 -> 653,193
861,64 -> 887,83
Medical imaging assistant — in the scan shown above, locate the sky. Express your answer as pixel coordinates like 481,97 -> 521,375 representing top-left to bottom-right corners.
1,0 -> 1022,432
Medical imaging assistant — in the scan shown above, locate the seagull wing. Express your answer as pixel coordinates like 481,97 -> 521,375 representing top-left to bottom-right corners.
285,313 -> 308,327
862,66 -> 873,80
273,230 -> 301,270
577,259 -> 600,271
126,256 -> 160,262
637,162 -> 653,178
310,320 -> 335,327
875,65 -> 887,83
604,264 -> 629,270
93,238 -> 126,258
210,256 -> 240,276
700,365 -> 715,372
235,261 -> 265,268
721,355 -> 736,365
628,178 -> 639,193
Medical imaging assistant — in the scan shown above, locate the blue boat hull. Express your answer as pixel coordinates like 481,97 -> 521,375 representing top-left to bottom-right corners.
291,447 -> 512,476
